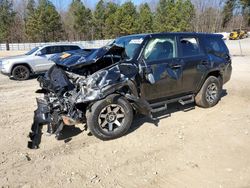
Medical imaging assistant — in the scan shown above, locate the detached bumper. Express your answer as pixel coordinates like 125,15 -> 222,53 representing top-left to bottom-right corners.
28,98 -> 51,149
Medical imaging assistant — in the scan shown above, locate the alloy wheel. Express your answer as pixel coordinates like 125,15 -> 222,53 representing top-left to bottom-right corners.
13,66 -> 29,80
206,83 -> 218,104
98,104 -> 125,132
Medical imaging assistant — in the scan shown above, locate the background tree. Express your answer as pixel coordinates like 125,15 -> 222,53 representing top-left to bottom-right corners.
137,3 -> 153,33
240,0 -> 250,26
66,0 -> 93,40
104,2 -> 118,38
113,2 -> 138,36
192,0 -> 226,32
25,0 -> 36,41
154,0 -> 169,32
0,0 -> 16,50
93,0 -> 105,39
154,0 -> 195,32
26,0 -> 63,42
26,0 -> 36,17
222,0 -> 236,28
2,0 -> 250,44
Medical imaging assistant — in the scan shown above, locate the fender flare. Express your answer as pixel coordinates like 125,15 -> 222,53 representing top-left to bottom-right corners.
11,63 -> 34,75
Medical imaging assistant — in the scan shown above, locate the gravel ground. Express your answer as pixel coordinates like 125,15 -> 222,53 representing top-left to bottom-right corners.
0,39 -> 250,188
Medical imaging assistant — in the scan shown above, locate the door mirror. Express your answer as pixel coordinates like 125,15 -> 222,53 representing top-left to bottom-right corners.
141,61 -> 155,85
36,51 -> 43,56
146,73 -> 155,84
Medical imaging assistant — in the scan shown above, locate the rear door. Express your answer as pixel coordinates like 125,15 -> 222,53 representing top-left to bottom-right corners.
177,35 -> 209,94
140,35 -> 184,101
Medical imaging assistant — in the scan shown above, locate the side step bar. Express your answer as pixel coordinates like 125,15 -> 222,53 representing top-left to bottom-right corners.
150,94 -> 195,120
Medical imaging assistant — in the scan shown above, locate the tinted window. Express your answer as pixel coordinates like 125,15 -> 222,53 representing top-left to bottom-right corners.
179,37 -> 202,57
143,36 -> 177,61
63,45 -> 80,52
41,46 -> 63,55
205,37 -> 228,53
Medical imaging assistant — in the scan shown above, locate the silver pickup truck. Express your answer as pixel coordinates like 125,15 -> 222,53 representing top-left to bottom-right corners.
0,44 -> 83,80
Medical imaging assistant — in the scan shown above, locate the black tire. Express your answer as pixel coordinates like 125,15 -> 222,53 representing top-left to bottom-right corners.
86,94 -> 133,140
12,65 -> 30,80
195,76 -> 222,108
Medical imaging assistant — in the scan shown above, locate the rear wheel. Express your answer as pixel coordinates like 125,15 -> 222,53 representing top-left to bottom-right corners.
86,95 -> 133,140
195,76 -> 222,108
12,65 -> 30,80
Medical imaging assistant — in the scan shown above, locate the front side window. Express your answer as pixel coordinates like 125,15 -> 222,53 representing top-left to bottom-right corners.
143,36 -> 177,62
179,37 -> 202,57
41,46 -> 63,55
49,46 -> 63,54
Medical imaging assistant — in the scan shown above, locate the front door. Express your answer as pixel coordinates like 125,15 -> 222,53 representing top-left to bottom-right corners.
140,35 -> 184,101
33,46 -> 62,72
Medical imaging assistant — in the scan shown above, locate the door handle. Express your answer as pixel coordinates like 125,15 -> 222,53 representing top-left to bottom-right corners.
171,64 -> 182,69
201,60 -> 209,65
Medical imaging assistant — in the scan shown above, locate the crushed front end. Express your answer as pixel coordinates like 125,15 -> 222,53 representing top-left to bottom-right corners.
27,46 -> 141,149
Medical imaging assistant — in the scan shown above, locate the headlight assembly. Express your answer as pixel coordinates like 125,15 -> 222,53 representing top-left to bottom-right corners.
1,60 -> 10,65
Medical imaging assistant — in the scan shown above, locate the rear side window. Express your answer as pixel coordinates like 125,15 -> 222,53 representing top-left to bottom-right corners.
204,37 -> 228,53
41,46 -> 63,55
179,37 -> 203,57
63,45 -> 80,52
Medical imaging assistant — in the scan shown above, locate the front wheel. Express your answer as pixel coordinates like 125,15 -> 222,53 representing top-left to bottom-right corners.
195,76 -> 222,108
12,65 -> 30,80
86,95 -> 133,140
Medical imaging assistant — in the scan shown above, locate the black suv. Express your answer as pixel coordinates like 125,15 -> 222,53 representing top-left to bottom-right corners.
28,33 -> 232,149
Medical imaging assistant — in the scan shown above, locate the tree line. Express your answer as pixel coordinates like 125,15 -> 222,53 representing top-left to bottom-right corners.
0,0 -> 249,47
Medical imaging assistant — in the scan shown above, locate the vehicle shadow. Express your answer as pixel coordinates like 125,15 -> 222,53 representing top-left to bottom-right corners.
9,73 -> 44,81
58,125 -> 83,143
58,89 -> 228,140
43,90 -> 228,141
127,89 -> 228,135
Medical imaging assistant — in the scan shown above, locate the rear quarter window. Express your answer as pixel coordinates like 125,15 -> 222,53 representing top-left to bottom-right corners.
204,37 -> 229,54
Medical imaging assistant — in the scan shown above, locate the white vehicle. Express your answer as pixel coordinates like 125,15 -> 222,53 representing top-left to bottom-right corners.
0,44 -> 83,80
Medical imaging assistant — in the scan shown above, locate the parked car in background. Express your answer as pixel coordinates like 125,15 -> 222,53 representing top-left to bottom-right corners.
0,44 -> 83,80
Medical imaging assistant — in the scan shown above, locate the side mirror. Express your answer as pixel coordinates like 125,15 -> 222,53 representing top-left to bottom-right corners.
146,73 -> 155,84
140,59 -> 155,84
36,51 -> 43,56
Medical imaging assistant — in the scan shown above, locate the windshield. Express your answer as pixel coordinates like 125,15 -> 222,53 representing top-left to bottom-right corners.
25,47 -> 39,55
113,35 -> 146,59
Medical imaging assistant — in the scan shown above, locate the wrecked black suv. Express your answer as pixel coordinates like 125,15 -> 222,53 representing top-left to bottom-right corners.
28,33 -> 232,148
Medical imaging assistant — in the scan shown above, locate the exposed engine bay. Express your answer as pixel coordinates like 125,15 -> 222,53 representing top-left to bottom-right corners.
28,45 -> 148,149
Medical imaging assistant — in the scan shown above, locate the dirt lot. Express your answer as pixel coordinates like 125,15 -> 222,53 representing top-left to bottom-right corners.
0,39 -> 250,188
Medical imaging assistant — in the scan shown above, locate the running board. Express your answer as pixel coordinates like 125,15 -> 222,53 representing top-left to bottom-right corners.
150,94 -> 195,120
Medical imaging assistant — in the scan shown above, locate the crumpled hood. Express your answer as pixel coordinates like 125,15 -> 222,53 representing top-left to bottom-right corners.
50,44 -> 125,69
